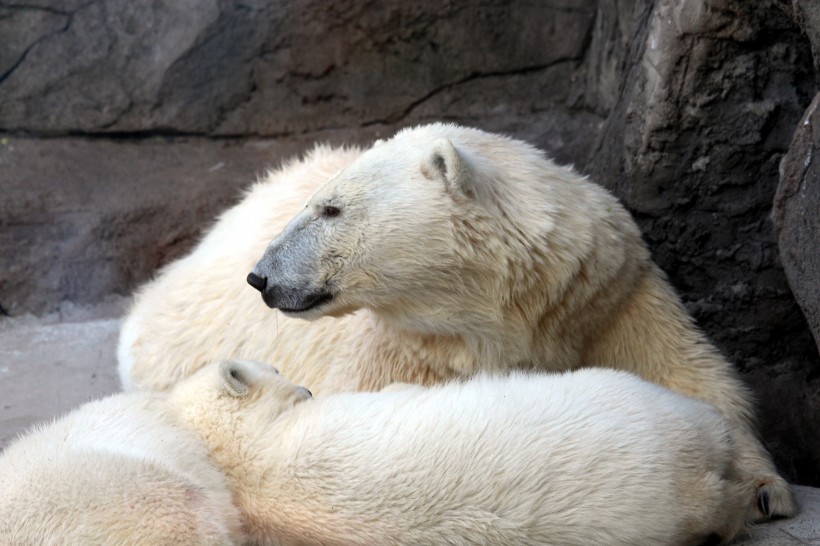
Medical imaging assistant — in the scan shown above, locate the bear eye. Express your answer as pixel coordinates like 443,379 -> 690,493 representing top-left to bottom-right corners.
323,205 -> 341,218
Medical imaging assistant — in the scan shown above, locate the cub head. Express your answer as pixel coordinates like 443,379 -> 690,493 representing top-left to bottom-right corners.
248,123 -> 520,331
169,359 -> 313,435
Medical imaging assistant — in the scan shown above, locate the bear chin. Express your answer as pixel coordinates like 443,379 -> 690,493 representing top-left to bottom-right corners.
266,291 -> 334,314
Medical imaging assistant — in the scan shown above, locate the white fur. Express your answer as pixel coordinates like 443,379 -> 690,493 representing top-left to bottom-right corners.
171,360 -> 749,546
0,393 -> 243,545
119,124 -> 794,519
117,310 -> 140,390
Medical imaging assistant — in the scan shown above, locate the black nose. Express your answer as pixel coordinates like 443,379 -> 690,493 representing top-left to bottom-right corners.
246,272 -> 267,292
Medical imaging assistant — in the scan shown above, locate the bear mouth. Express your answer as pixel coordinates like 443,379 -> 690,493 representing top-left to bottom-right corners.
276,292 -> 335,314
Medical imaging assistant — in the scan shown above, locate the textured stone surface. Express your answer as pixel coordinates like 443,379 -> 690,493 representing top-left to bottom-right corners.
774,93 -> 820,354
783,0 -> 820,70
585,0 -> 820,485
0,0 -> 818,486
0,136 -> 310,314
0,0 -> 599,137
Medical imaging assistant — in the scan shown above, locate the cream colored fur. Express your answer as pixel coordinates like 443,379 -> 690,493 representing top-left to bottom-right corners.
0,392 -> 243,545
170,359 -> 749,546
119,123 -> 795,519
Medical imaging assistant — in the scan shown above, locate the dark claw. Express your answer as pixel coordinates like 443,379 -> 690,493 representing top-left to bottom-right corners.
758,490 -> 770,517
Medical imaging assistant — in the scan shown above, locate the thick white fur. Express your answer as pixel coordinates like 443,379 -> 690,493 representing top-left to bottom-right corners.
117,144 -> 365,391
0,393 -> 243,545
119,124 -> 794,519
170,360 -> 749,546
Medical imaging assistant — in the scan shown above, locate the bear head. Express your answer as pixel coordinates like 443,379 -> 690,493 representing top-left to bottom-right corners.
169,359 -> 313,439
248,123 -> 559,337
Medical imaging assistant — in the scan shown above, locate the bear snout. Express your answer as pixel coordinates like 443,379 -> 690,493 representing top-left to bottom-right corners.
247,272 -> 267,292
261,286 -> 279,309
255,282 -> 334,313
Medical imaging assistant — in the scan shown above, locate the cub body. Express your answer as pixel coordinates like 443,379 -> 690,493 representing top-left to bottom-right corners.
171,360 -> 749,546
0,393 -> 242,545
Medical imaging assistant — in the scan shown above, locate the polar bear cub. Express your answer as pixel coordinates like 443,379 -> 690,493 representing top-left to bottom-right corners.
170,360 -> 749,546
0,392 -> 243,545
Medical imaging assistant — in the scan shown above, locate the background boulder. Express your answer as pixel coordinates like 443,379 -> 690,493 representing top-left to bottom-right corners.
774,93 -> 820,355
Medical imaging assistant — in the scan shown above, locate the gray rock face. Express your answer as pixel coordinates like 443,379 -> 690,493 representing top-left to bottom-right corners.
1,0 -> 818,485
0,0 -> 599,139
786,0 -> 820,71
585,0 -> 820,485
774,93 -> 820,354
0,137 -> 305,315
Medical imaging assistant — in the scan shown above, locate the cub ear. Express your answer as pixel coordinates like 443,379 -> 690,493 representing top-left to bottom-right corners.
421,138 -> 471,197
219,360 -> 252,397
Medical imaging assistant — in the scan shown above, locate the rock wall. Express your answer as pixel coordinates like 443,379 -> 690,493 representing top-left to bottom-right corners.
775,94 -> 820,354
1,0 -> 818,484
1,0 -> 601,146
587,0 -> 820,484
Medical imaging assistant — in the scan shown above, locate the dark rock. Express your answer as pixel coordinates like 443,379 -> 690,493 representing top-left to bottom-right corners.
0,0 -> 599,137
585,0 -> 820,485
774,93 -> 820,354
0,136 -> 307,314
781,0 -> 820,70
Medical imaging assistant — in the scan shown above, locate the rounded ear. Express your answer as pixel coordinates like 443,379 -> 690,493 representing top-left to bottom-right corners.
219,360 -> 252,397
421,138 -> 471,197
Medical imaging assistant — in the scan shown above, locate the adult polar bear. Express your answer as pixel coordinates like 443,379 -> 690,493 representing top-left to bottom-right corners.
119,123 -> 793,520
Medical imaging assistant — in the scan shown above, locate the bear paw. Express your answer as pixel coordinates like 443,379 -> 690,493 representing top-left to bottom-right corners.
754,476 -> 798,521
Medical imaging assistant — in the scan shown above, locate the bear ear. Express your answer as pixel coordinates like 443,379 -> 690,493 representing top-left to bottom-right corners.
421,138 -> 472,197
219,360 -> 253,397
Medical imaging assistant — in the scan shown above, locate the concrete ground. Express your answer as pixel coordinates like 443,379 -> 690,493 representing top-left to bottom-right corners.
0,304 -> 817,545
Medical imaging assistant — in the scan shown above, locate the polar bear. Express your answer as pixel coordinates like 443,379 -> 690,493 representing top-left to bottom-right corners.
118,124 -> 794,520
0,391 -> 243,545
169,359 -> 749,546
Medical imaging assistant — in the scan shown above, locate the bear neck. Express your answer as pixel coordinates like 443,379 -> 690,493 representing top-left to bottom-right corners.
361,184 -> 648,382
174,396 -> 275,489
215,406 -> 318,542
365,309 -> 528,379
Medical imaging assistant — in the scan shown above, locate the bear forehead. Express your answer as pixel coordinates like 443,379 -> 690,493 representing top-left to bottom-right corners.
317,158 -> 428,199
351,146 -> 420,174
